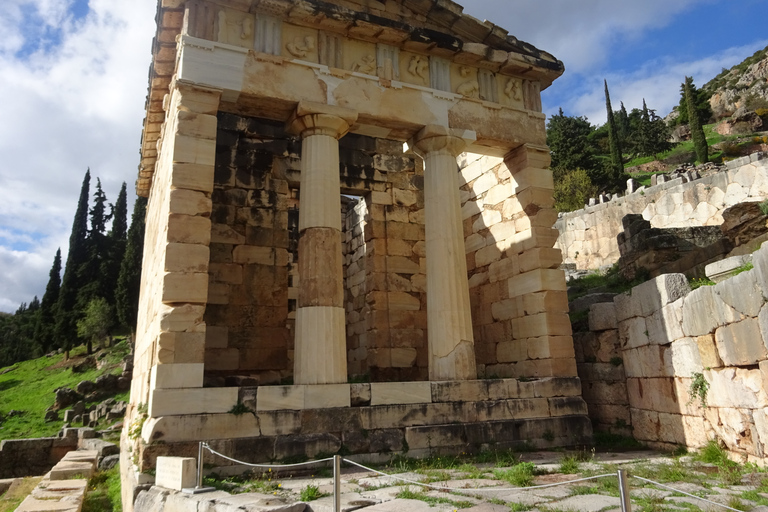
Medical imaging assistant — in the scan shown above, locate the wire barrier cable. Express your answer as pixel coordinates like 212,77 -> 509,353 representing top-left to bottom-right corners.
632,476 -> 743,512
342,457 -> 615,493
202,442 -> 334,469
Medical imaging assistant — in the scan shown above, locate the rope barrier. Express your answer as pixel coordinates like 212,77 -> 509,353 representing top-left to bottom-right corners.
632,476 -> 743,512
202,442 -> 335,469
342,457 -> 615,493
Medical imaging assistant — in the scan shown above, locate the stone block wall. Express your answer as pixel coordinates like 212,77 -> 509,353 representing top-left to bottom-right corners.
590,251 -> 768,464
202,112 -> 428,383
555,155 -> 768,270
459,149 -> 576,380
572,303 -> 631,435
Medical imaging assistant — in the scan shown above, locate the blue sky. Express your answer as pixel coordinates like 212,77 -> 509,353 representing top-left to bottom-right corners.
0,0 -> 766,312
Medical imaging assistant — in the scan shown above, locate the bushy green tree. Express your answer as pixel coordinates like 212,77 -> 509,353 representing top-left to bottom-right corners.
685,77 -> 709,163
554,169 -> 597,212
546,108 -> 597,178
633,99 -> 672,158
77,297 -> 113,354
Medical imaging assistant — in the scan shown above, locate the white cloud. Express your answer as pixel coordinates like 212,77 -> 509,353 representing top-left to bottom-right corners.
549,40 -> 768,125
466,0 -> 714,73
0,0 -> 156,311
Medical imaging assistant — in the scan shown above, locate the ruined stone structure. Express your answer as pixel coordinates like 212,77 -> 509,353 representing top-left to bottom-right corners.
122,0 -> 590,507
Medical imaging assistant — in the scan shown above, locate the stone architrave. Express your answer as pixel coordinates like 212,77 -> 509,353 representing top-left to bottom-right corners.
408,125 -> 478,381
287,101 -> 358,385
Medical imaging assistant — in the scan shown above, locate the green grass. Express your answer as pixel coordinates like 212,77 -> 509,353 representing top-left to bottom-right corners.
0,340 -> 129,440
558,456 -> 581,474
492,462 -> 537,487
395,486 -> 474,508
82,467 -> 122,512
0,477 -> 41,512
567,263 -> 649,302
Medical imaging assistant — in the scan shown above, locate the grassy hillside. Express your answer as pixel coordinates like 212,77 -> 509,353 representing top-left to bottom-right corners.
0,340 -> 130,440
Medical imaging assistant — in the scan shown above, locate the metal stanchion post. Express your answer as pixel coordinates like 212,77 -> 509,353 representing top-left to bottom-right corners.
618,469 -> 632,512
183,441 -> 215,494
334,455 -> 341,512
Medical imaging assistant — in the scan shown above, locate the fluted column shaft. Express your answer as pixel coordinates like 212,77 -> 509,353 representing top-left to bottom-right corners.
287,102 -> 357,385
409,125 -> 478,381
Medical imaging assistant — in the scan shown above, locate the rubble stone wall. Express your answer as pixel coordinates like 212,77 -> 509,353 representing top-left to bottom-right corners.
582,248 -> 768,464
555,156 -> 768,270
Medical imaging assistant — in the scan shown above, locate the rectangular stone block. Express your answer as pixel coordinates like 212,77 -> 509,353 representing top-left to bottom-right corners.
507,269 -> 566,298
304,384 -> 352,409
167,214 -> 211,245
150,363 -> 204,389
172,134 -> 216,166
149,387 -> 238,416
431,380 -> 490,402
169,188 -> 213,216
141,413 -> 263,443
519,247 -> 563,272
155,456 -> 196,491
588,302 -> 617,331
715,318 -> 767,366
232,245 -> 274,265
164,243 -> 209,273
49,460 -> 95,480
370,381 -> 432,405
256,384 -> 351,411
161,272 -> 209,304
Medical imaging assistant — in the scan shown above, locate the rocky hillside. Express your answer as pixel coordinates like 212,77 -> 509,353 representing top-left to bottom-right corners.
704,44 -> 768,119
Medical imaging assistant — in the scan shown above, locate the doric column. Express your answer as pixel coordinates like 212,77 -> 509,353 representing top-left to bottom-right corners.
287,101 -> 358,385
408,125 -> 478,381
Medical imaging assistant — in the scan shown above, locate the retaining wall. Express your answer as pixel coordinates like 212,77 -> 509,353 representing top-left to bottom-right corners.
555,155 -> 768,270
580,243 -> 768,464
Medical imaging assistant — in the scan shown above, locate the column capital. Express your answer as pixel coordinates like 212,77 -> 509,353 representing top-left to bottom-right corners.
286,101 -> 358,139
406,125 -> 477,159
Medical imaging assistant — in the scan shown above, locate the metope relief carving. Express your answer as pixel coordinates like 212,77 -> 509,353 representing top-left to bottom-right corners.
352,54 -> 376,75
456,66 -> 479,98
505,78 -> 522,102
215,9 -> 254,47
286,36 -> 315,58
407,55 -> 428,85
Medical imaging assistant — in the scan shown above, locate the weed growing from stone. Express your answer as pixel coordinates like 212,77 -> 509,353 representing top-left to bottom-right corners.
395,486 -> 473,508
299,484 -> 328,501
456,463 -> 486,479
558,456 -> 581,474
493,462 -> 537,487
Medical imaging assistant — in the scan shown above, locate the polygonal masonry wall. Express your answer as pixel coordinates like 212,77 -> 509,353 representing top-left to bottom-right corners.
123,1 -> 583,509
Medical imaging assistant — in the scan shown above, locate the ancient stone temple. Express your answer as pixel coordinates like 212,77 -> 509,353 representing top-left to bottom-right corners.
122,0 -> 590,505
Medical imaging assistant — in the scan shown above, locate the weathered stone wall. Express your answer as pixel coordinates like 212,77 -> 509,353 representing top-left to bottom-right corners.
459,151 -> 576,380
582,249 -> 768,464
201,112 -> 428,383
555,155 -> 768,270
572,306 -> 632,436
0,436 -> 77,478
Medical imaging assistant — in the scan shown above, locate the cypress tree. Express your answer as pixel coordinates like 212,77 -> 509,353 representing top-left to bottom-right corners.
56,169 -> 91,358
617,101 -> 630,150
33,248 -> 62,353
685,76 -> 709,163
116,196 -> 147,343
101,182 -> 128,316
604,79 -> 625,190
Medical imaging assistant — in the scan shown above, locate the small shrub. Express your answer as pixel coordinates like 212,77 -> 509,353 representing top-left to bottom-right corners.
493,462 -> 537,487
300,484 -> 327,501
689,277 -> 715,290
759,199 -> 768,216
559,456 -> 580,474
609,357 -> 623,367
688,372 -> 709,408
229,402 -> 251,415
542,430 -> 555,442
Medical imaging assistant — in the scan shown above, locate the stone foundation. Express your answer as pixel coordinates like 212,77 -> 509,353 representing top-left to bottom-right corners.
130,377 -> 590,470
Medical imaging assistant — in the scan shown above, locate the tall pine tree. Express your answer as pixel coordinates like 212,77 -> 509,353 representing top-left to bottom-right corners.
604,79 -> 625,191
33,248 -> 62,354
116,196 -> 147,343
55,169 -> 91,358
685,76 -> 709,163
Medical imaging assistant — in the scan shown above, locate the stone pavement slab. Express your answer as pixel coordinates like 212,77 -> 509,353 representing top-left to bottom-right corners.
554,494 -> 622,512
